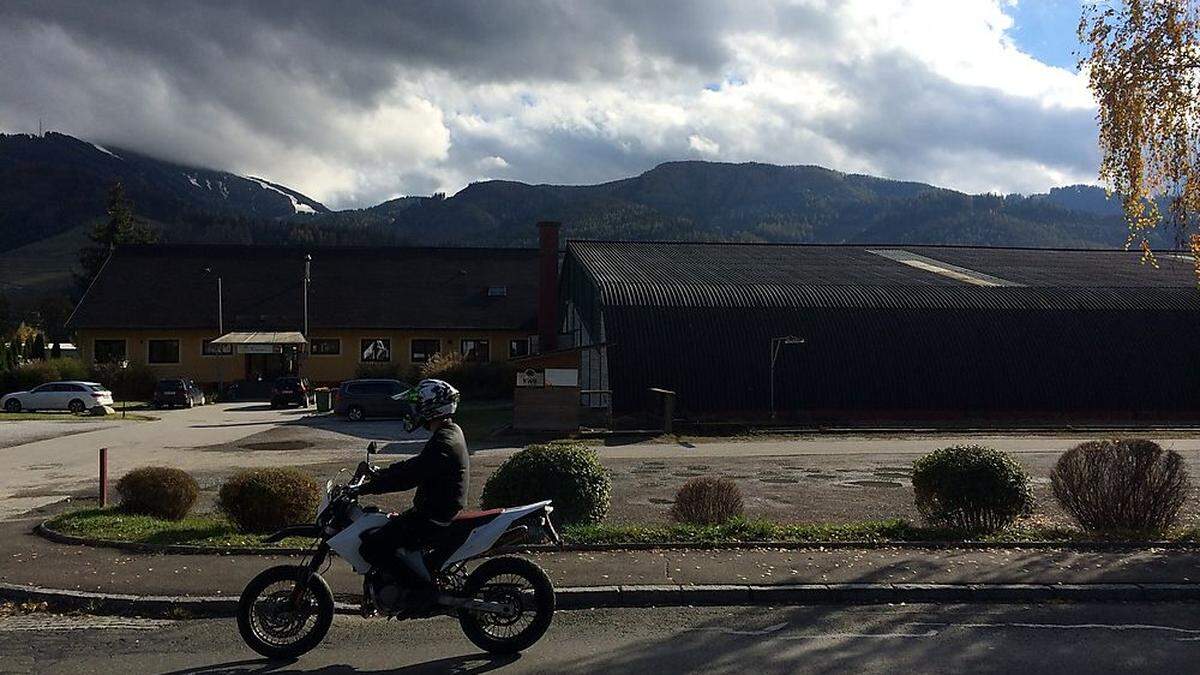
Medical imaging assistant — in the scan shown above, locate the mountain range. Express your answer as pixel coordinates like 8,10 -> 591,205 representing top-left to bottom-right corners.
0,131 -> 1162,305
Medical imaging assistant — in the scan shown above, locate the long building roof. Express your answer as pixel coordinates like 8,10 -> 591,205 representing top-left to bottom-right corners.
565,241 -> 1200,311
69,244 -> 539,331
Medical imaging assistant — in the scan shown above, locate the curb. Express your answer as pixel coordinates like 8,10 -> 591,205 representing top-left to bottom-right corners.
34,522 -> 1200,556
5,581 -> 1200,619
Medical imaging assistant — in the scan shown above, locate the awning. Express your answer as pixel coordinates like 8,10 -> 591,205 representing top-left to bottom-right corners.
210,331 -> 307,345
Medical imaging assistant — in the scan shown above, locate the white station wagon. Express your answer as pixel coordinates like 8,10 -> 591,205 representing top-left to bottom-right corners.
1,381 -> 114,414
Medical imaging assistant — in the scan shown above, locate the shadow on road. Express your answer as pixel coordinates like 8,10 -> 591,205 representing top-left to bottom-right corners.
165,653 -> 519,674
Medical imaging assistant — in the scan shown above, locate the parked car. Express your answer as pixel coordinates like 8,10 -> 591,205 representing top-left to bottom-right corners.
1,381 -> 114,414
152,378 -> 205,409
334,378 -> 411,421
270,376 -> 313,408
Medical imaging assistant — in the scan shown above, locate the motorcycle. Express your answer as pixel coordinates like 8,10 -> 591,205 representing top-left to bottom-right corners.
236,442 -> 562,659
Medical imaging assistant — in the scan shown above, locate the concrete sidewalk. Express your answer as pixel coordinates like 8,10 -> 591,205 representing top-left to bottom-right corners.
3,519 -> 1200,600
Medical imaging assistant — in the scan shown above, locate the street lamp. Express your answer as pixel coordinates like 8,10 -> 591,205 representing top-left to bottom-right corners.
769,336 -> 805,422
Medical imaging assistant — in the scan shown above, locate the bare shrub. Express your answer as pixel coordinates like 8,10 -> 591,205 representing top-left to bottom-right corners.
1051,439 -> 1191,536
670,477 -> 744,525
218,468 -> 321,533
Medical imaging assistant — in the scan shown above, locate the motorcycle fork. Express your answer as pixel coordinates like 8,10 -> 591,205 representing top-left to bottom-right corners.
290,543 -> 329,609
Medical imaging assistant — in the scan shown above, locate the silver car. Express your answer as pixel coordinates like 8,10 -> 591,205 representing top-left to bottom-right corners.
1,381 -> 114,414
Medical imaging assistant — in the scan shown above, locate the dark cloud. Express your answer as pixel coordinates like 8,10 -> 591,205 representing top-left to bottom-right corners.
0,0 -> 1100,207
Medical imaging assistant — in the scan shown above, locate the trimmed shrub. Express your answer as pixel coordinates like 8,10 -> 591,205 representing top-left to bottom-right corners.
115,467 -> 199,521
89,362 -> 157,401
0,358 -> 89,396
670,477 -> 744,525
1051,439 -> 1191,535
218,468 -> 321,534
481,442 -> 611,525
912,445 -> 1033,534
421,352 -> 516,400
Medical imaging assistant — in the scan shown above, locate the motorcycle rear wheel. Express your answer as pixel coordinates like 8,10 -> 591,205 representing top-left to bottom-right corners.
458,556 -> 555,654
237,565 -> 334,660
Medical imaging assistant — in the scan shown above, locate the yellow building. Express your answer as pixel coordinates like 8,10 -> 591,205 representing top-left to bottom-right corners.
68,242 -> 546,388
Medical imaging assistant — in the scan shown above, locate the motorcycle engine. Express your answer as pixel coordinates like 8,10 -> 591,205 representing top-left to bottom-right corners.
366,571 -> 427,616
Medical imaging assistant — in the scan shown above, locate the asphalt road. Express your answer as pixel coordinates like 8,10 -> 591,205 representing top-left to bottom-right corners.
1,603 -> 1198,673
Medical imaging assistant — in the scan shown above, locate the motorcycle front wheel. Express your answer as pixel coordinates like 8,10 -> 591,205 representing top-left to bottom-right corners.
458,556 -> 555,654
237,565 -> 334,660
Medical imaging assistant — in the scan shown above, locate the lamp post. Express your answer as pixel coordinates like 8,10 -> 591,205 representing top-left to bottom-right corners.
118,359 -> 129,419
769,336 -> 805,422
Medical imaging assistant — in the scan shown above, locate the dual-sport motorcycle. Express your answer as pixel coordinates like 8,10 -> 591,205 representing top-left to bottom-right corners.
237,442 -> 561,659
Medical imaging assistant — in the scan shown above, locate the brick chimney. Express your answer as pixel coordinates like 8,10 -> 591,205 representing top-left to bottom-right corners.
537,221 -> 560,353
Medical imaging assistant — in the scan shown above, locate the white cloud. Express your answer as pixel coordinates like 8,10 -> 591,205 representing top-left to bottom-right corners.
0,0 -> 1100,207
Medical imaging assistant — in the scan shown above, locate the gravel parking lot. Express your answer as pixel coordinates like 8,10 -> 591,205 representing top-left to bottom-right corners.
0,420 -> 120,450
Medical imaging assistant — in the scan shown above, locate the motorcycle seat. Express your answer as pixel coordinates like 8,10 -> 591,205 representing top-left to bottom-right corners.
451,508 -> 502,522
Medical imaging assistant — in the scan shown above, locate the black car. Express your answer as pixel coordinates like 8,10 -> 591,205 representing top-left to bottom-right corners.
153,378 -> 205,409
334,378 -> 410,421
270,376 -> 313,408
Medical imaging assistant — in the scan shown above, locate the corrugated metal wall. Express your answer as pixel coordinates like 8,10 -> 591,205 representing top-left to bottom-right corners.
602,305 -> 1200,418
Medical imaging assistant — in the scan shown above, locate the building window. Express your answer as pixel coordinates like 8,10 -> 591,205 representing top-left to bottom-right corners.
461,339 -> 490,363
310,338 -> 341,356
487,286 -> 508,297
201,339 -> 233,356
509,338 -> 530,358
411,339 -> 440,363
93,339 -> 126,364
148,339 -> 180,364
360,338 -> 391,362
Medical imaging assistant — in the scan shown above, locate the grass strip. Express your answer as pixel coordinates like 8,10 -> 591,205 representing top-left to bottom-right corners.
52,509 -> 1199,550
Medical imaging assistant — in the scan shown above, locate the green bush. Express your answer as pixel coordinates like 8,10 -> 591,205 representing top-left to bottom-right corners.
912,445 -> 1033,534
89,362 -> 157,401
421,352 -> 515,400
670,476 -> 744,525
0,358 -> 90,396
115,467 -> 199,521
1051,439 -> 1191,536
218,468 -> 321,534
481,442 -> 611,525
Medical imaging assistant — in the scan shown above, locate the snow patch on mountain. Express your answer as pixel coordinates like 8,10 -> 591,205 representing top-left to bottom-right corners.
185,173 -> 201,188
245,176 -> 316,214
91,143 -> 120,159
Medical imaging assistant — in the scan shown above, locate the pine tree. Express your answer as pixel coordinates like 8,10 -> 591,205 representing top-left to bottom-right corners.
76,182 -> 159,293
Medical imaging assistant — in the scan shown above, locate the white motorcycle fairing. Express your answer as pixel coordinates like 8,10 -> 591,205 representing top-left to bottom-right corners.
441,500 -> 552,568
327,510 -> 390,573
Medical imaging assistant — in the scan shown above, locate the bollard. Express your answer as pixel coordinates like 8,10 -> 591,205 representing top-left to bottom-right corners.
99,447 -> 108,508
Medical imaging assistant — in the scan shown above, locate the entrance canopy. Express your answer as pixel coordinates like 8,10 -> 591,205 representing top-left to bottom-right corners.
211,331 -> 307,345
211,331 -> 307,354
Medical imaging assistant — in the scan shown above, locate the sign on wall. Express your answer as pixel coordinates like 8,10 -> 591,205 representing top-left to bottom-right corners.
516,369 -> 545,387
238,344 -> 277,354
361,338 -> 391,362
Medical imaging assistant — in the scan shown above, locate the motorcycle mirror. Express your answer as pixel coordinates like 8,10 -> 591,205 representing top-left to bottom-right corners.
367,441 -> 378,455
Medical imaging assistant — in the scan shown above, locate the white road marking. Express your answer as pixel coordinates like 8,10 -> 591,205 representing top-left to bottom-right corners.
694,622 -> 937,640
695,622 -> 789,636
915,621 -> 1200,641
778,630 -> 939,640
0,615 -> 173,632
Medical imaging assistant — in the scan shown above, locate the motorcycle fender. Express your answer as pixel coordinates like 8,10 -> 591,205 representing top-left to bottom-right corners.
262,524 -> 321,543
327,511 -> 390,573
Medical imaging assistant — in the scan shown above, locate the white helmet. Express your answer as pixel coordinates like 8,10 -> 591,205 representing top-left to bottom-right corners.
399,379 -> 459,429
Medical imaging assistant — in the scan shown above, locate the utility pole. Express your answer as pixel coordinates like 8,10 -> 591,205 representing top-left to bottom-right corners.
303,254 -> 311,337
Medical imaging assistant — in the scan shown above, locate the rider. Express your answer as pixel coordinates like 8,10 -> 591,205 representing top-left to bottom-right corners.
357,379 -> 468,587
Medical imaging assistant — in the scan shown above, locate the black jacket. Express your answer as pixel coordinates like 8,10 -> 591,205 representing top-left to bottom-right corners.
360,422 -> 469,523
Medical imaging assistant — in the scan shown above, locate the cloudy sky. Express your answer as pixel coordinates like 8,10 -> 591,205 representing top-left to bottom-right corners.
0,0 -> 1098,209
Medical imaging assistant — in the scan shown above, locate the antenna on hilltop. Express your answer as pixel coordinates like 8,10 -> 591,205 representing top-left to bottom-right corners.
38,118 -> 42,138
